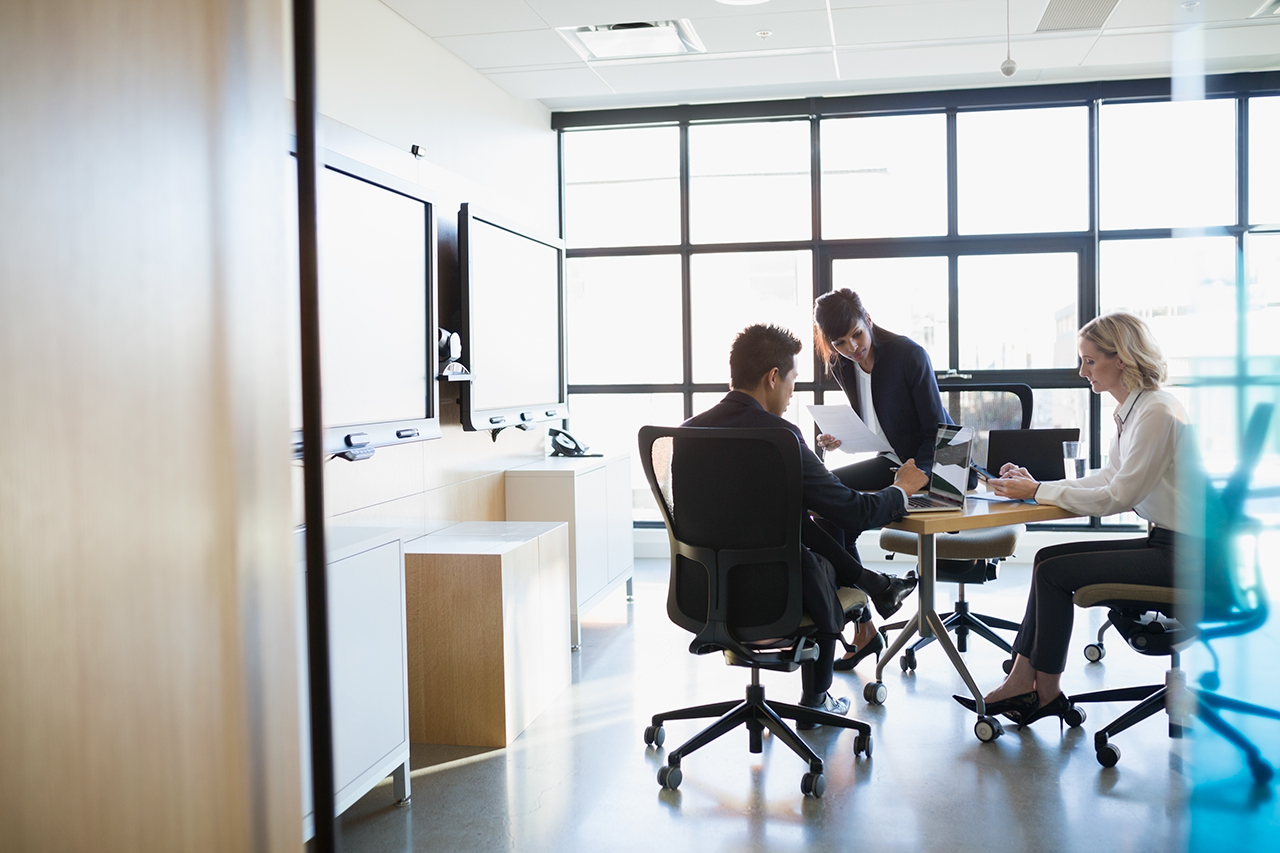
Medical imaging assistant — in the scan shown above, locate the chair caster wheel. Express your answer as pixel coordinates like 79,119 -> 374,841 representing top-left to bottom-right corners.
643,725 -> 665,747
657,764 -> 682,790
1064,704 -> 1087,728
974,715 -> 1004,743
1249,758 -> 1274,784
1096,743 -> 1121,768
1001,656 -> 1015,675
854,733 -> 873,757
1084,643 -> 1105,663
900,650 -> 917,672
798,768 -> 829,794
864,681 -> 888,705
800,771 -> 826,798
1198,671 -> 1220,690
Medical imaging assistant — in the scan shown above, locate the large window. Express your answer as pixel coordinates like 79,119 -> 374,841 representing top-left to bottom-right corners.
821,113 -> 947,239
688,120 -> 811,244
957,106 -> 1089,235
558,74 -> 1280,529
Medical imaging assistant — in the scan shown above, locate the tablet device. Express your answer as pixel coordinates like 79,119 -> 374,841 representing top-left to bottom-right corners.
987,428 -> 1081,482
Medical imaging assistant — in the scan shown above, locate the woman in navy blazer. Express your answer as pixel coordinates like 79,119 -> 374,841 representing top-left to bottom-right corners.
812,288 -> 953,669
813,288 -> 953,490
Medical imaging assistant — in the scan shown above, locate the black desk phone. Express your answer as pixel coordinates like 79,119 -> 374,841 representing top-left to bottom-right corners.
549,428 -> 601,458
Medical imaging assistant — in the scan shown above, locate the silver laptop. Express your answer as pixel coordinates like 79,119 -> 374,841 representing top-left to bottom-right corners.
906,424 -> 974,513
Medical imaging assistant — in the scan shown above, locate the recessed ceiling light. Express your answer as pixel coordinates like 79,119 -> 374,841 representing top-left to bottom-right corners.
716,0 -> 772,6
557,20 -> 707,60
1181,1 -> 1200,8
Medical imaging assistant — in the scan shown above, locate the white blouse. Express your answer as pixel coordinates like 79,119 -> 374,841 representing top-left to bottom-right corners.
1034,388 -> 1191,531
854,362 -> 900,464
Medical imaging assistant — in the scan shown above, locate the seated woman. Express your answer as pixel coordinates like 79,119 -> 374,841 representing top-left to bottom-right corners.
812,288 -> 955,670
956,312 -> 1190,727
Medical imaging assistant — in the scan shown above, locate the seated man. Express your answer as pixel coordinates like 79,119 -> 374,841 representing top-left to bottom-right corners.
684,323 -> 929,725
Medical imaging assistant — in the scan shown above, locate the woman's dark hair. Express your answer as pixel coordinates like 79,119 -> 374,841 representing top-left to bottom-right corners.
813,288 -> 891,373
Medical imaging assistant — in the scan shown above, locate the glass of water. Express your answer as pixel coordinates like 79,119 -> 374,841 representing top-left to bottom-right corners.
1063,441 -> 1086,480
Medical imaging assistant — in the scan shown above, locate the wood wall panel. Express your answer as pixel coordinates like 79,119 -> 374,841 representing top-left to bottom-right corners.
0,1 -> 297,851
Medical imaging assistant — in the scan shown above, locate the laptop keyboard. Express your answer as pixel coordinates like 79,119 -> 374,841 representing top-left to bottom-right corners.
907,495 -> 941,509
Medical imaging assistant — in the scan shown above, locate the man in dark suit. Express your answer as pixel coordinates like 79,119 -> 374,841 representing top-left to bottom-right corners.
685,323 -> 929,724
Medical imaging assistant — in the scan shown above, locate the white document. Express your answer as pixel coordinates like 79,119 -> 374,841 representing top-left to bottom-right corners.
806,404 -> 894,455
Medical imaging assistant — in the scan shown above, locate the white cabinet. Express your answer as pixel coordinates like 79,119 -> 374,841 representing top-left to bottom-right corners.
296,526 -> 411,840
506,453 -> 634,648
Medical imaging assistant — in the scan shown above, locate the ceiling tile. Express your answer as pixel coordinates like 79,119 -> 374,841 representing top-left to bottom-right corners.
1204,22 -> 1280,60
836,33 -> 1095,79
436,29 -> 584,69
1082,31 -> 1172,66
525,1 -> 829,29
1104,0 -> 1265,29
689,10 -> 835,52
484,66 -> 617,99
595,50 -> 838,94
381,0 -> 548,37
831,1 -> 1010,46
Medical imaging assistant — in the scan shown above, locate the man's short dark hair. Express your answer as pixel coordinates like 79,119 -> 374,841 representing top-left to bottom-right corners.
729,324 -> 802,390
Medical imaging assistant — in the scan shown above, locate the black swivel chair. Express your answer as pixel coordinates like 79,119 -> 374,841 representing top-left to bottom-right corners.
1072,403 -> 1279,781
879,383 -> 1033,672
638,426 -> 871,798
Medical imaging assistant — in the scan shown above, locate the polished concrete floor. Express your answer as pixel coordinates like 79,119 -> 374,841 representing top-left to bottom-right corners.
331,553 -> 1280,853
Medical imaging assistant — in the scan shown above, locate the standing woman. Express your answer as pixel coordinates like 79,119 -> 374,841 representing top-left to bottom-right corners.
813,288 -> 954,669
813,288 -> 955,491
957,312 -> 1191,726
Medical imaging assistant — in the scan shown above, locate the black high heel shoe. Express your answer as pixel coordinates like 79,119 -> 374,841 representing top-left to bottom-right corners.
834,632 -> 885,671
1014,692 -> 1086,730
952,691 -> 1039,720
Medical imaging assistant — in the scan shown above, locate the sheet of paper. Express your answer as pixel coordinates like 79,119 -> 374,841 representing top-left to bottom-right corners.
806,404 -> 893,455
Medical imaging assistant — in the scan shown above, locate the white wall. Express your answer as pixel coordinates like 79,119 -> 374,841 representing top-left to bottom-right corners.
282,0 -> 564,532
291,0 -> 558,233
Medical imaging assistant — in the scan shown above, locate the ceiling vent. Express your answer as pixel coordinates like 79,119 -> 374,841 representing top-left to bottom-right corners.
1036,0 -> 1121,32
557,20 -> 707,60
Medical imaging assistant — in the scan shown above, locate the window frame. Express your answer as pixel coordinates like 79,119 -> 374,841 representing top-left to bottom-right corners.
555,72 -> 1280,531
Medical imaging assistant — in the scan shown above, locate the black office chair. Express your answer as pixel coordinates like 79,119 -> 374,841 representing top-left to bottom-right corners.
879,382 -> 1033,672
638,426 -> 871,798
1072,403 -> 1279,781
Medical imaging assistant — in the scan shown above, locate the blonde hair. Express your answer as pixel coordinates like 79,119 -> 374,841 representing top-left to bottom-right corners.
1079,312 -> 1166,392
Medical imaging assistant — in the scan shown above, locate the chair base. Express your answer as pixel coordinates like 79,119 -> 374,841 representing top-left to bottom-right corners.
646,672 -> 872,795
883,598 -> 1019,670
1073,671 -> 1280,783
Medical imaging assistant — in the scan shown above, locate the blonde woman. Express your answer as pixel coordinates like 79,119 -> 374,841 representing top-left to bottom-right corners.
956,312 -> 1191,727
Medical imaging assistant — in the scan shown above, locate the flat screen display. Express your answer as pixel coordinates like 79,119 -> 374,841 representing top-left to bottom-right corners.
459,204 -> 567,431
286,148 -> 440,453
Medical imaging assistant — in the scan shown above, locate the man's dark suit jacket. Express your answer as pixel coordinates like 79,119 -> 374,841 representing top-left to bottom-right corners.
682,391 -> 909,634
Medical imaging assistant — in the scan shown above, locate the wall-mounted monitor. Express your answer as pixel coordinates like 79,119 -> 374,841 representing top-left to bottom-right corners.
286,146 -> 441,456
458,203 -> 568,433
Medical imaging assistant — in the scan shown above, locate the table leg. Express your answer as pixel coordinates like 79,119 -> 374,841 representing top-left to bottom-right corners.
916,532 -> 987,717
874,608 -> 920,683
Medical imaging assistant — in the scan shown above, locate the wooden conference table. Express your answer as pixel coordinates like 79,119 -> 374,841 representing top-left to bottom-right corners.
866,496 -> 1077,723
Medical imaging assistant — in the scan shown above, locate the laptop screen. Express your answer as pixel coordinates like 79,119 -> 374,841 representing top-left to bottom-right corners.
930,425 -> 974,502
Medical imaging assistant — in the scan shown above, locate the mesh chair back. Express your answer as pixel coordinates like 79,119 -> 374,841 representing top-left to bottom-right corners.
638,426 -> 807,654
937,381 -> 1033,469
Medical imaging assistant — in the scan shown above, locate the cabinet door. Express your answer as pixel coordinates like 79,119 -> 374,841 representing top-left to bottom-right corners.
605,457 -> 634,581
327,541 -> 408,799
574,467 -> 610,607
